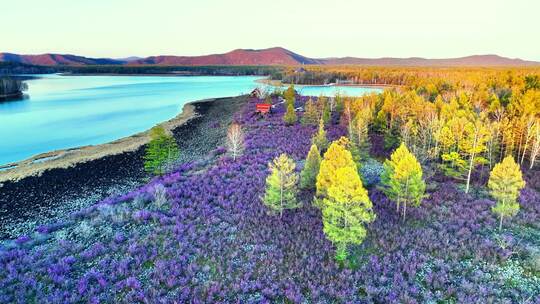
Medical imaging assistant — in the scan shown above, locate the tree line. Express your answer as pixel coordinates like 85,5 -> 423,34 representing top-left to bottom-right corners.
0,77 -> 28,100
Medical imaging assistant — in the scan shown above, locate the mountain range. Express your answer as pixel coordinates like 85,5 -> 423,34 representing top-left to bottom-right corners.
1,47 -> 539,67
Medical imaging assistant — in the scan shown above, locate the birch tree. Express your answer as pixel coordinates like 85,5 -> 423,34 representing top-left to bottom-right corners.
227,123 -> 245,161
461,113 -> 491,193
530,119 -> 540,169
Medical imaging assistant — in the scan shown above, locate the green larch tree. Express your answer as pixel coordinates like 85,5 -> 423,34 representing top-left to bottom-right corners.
312,119 -> 329,152
380,143 -> 426,219
284,84 -> 295,105
144,126 -> 180,175
300,144 -> 321,189
488,156 -> 526,230
262,153 -> 300,217
283,102 -> 298,125
349,108 -> 372,163
321,96 -> 331,126
301,98 -> 319,126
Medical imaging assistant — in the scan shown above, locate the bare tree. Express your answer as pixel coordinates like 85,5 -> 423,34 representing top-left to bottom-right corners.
227,123 -> 244,161
530,119 -> 540,169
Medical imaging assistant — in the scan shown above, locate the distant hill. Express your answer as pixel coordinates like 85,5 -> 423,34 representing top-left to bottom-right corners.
130,47 -> 322,66
1,48 -> 539,67
321,54 -> 540,66
0,53 -> 122,66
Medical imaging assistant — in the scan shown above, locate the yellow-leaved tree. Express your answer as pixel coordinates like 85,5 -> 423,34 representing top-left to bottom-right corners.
488,156 -> 526,230
321,166 -> 375,262
316,137 -> 355,198
316,137 -> 375,261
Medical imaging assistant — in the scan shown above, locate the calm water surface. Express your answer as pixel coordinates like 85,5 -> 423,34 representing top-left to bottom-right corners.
0,75 -> 381,165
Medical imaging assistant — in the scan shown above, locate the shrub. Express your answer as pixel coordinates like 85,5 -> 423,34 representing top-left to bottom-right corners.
360,158 -> 384,187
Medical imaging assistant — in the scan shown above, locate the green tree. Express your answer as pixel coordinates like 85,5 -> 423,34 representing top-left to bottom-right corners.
321,96 -> 331,125
349,108 -> 372,163
334,93 -> 344,115
488,156 -> 526,230
312,119 -> 329,152
380,143 -> 426,219
284,84 -> 295,105
321,166 -> 375,262
301,98 -> 319,126
300,144 -> 321,189
283,102 -> 298,125
144,126 -> 180,175
263,153 -> 300,217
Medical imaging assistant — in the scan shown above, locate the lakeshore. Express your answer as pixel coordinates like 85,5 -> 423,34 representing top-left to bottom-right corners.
0,95 -> 248,239
0,99 -> 197,182
255,78 -> 395,90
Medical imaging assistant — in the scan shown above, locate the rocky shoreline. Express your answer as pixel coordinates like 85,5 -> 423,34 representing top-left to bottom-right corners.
0,95 -> 248,239
0,99 -> 198,182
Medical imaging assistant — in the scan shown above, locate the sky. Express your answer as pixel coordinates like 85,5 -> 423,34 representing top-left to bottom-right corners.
1,0 -> 539,61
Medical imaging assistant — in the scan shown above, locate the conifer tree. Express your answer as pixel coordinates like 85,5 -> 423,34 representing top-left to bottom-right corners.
312,119 -> 329,153
334,93 -> 344,115
488,156 -> 525,230
321,166 -> 375,262
283,102 -> 298,125
349,108 -> 372,163
321,97 -> 331,125
262,154 -> 300,217
380,143 -> 426,219
316,137 -> 356,198
144,126 -> 180,175
300,144 -> 321,189
284,84 -> 295,105
301,98 -> 319,126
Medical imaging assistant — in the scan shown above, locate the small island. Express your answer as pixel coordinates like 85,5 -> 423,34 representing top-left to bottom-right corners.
0,77 -> 27,101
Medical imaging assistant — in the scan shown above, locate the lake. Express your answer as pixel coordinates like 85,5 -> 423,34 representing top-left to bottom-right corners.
0,74 -> 381,166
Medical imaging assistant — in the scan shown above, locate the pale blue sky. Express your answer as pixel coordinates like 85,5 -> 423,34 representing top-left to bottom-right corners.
1,0 -> 538,60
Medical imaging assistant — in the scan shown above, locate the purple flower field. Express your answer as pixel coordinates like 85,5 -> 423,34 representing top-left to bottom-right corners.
1,96 -> 539,303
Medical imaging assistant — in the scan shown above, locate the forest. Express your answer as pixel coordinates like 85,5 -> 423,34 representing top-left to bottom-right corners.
0,77 -> 28,100
0,66 -> 539,303
0,62 -> 54,75
57,65 -> 282,76
0,61 -> 282,77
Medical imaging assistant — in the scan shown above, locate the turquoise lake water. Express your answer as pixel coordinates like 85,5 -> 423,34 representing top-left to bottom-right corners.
0,74 -> 381,166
